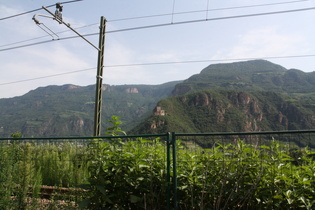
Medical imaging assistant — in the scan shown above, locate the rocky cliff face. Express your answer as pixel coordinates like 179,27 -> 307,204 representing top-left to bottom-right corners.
181,91 -> 266,132
132,90 -> 315,134
20,115 -> 94,137
124,88 -> 139,93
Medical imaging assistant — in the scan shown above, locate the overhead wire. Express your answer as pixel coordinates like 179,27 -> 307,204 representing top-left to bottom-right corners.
107,6 -> 315,33
0,0 -> 308,22
103,54 -> 315,68
1,54 -> 315,86
0,67 -> 96,86
0,23 -> 99,48
1,6 -> 315,52
0,0 -> 84,21
0,0 -> 314,87
107,0 -> 309,22
0,0 -> 309,48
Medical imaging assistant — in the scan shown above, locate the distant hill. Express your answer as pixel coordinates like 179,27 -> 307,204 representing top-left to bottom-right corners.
131,60 -> 315,146
131,90 -> 315,135
0,81 -> 180,137
2,60 -> 315,140
172,60 -> 315,95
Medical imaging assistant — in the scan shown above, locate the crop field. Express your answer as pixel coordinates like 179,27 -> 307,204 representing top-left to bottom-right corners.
0,131 -> 315,209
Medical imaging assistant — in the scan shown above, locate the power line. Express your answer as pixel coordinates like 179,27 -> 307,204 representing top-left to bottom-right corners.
107,0 -> 309,22
0,8 -> 43,21
107,6 -> 315,33
1,54 -> 314,86
1,0 -> 307,22
0,0 -> 309,48
0,23 -> 99,48
0,40 -> 59,51
0,0 -> 83,21
0,0 -> 309,49
0,67 -> 96,86
1,6 -> 315,52
104,54 -> 315,68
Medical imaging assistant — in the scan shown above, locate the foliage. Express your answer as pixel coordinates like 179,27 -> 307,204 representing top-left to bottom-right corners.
80,118 -> 315,209
10,131 -> 22,138
105,115 -> 127,136
80,117 -> 167,209
132,90 -> 315,147
80,133 -> 315,209
0,140 -> 90,209
175,140 -> 315,209
1,131 -> 315,209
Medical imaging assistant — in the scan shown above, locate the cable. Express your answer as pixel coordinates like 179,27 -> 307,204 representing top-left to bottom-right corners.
107,6 -> 315,33
0,40 -> 59,51
0,31 -> 98,51
1,0 -> 307,22
104,54 -> 315,68
0,67 -> 96,86
0,35 -> 51,48
0,8 -> 43,21
0,0 -> 309,48
0,0 -> 83,21
1,54 -> 315,86
1,6 -> 315,52
0,23 -> 99,48
107,0 -> 309,22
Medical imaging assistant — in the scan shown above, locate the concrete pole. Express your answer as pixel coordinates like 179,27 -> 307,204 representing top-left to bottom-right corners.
93,16 -> 106,136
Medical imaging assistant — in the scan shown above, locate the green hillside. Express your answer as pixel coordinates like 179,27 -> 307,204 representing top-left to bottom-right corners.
0,81 -> 180,137
1,60 -> 315,138
131,90 -> 314,131
173,60 -> 315,95
131,60 -> 315,142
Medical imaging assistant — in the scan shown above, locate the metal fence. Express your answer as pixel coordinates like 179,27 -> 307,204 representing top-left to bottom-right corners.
172,130 -> 315,209
1,130 -> 315,209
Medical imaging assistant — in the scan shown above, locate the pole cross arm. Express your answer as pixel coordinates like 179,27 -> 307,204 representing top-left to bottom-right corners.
42,6 -> 101,51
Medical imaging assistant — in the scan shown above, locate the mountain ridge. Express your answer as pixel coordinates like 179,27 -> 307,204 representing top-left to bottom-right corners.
1,60 -> 315,139
0,81 -> 181,137
172,60 -> 315,95
131,60 -> 315,144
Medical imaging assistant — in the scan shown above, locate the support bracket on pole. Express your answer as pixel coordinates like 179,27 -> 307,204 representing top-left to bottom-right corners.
33,14 -> 60,39
32,3 -> 100,51
32,3 -> 106,136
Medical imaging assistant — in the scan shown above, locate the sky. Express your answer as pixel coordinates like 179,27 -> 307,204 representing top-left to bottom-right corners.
0,0 -> 315,98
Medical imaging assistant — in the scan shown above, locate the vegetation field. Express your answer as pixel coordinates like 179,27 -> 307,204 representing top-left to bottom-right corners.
1,133 -> 315,209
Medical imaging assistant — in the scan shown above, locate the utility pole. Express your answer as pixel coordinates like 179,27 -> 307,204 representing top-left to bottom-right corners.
94,16 -> 106,136
33,4 -> 106,136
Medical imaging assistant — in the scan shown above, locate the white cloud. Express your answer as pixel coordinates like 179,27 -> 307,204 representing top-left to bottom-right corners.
213,27 -> 309,60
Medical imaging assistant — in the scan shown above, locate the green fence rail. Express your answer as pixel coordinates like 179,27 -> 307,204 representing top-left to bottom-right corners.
1,130 -> 315,209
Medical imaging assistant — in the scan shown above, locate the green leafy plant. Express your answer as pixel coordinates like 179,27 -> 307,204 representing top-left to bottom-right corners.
10,131 -> 22,138
80,116 -> 167,209
2,126 -> 315,209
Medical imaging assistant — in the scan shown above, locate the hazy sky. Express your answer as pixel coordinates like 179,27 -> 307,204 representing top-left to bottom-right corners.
1,0 -> 315,98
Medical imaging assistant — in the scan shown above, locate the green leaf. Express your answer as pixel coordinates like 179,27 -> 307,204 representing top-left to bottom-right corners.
96,185 -> 107,195
78,199 -> 91,209
130,195 -> 141,203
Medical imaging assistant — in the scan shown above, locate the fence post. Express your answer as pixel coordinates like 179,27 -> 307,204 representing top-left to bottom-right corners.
171,132 -> 178,210
166,132 -> 171,210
